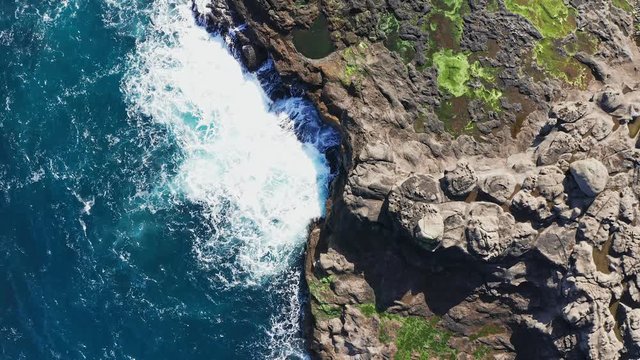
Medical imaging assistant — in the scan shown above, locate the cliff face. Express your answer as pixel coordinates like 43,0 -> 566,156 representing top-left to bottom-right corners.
196,0 -> 640,358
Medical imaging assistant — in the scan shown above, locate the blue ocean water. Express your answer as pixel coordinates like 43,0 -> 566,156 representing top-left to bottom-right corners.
0,0 -> 339,359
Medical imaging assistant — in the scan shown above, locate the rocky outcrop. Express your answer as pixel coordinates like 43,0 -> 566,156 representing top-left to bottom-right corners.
195,0 -> 640,358
570,159 -> 610,197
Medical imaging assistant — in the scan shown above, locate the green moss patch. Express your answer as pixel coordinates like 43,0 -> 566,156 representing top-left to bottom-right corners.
612,0 -> 633,12
432,49 -> 503,128
504,0 -> 598,88
357,303 -> 378,317
433,0 -> 470,42
378,13 -> 416,63
341,43 -> 368,87
433,50 -> 471,97
308,276 -> 342,320
504,0 -> 576,38
308,275 -> 335,302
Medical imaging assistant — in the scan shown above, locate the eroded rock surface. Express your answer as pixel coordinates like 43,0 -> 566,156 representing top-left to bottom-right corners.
195,0 -> 640,358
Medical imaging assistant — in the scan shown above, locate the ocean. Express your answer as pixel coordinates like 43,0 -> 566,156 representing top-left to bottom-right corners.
0,0 -> 339,358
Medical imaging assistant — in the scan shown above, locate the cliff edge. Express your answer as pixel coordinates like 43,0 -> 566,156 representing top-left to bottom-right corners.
196,0 -> 640,358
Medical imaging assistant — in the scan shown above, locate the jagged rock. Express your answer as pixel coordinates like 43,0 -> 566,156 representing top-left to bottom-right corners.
563,243 -> 624,360
415,208 -> 444,249
397,174 -> 443,203
358,141 -> 395,163
562,301 -> 592,327
535,225 -> 576,267
507,223 -> 538,257
443,161 -> 478,198
536,131 -> 579,165
345,162 -> 399,221
586,190 -> 620,223
590,115 -> 613,141
387,175 -> 445,246
551,101 -> 590,123
511,190 -> 552,221
570,158 -> 609,197
439,202 -> 468,248
479,172 -> 517,204
577,216 -> 610,246
332,276 -> 375,304
620,187 -> 637,223
331,305 -> 387,357
629,276 -> 640,303
240,44 -> 267,71
465,202 -> 516,261
621,305 -> 640,357
536,166 -> 566,200
319,248 -> 355,275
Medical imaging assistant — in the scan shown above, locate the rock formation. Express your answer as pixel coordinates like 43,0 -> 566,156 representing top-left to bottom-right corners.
195,0 -> 640,358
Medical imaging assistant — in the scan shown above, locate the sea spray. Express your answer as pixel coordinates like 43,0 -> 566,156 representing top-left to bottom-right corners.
0,0 -> 337,357
122,0 -> 338,356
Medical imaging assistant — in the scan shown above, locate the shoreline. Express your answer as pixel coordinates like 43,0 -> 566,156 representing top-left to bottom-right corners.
196,0 -> 640,358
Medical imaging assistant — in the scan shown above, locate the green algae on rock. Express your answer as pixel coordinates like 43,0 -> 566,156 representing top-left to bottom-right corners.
433,50 -> 503,115
504,0 -> 575,38
612,0 -> 634,12
504,0 -> 598,88
378,13 -> 416,63
292,14 -> 336,59
433,50 -> 471,97
341,42 -> 368,88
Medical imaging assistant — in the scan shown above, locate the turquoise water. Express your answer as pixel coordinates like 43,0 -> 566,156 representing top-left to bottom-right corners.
0,0 -> 339,358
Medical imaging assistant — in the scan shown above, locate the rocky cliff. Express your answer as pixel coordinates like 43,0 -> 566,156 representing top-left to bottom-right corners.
195,0 -> 640,358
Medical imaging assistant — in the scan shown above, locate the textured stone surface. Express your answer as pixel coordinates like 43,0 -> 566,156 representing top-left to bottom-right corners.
196,0 -> 640,358
570,159 -> 610,197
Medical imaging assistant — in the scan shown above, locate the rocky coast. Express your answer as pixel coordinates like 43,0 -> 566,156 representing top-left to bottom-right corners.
196,0 -> 640,358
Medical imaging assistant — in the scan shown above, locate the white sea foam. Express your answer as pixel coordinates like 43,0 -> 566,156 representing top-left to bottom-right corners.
121,1 -> 335,356
123,0 -> 330,285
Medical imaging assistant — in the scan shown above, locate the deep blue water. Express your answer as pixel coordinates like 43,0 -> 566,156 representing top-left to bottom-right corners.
0,0 -> 338,359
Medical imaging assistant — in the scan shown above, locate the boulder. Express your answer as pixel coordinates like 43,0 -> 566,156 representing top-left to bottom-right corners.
319,248 -> 355,275
479,172 -> 517,204
240,44 -> 267,71
465,202 -> 516,261
535,225 -> 576,267
551,101 -> 590,123
415,208 -> 444,249
621,304 -> 640,357
443,161 -> 478,198
570,159 -> 609,197
536,131 -> 579,165
536,166 -> 566,200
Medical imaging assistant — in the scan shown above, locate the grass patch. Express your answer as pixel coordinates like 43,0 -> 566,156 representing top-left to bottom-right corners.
378,314 -> 457,360
308,276 -> 342,320
308,275 -> 335,302
357,303 -> 378,317
434,0 -> 470,41
533,37 -> 593,88
393,316 -> 457,360
473,344 -> 492,359
317,303 -> 342,318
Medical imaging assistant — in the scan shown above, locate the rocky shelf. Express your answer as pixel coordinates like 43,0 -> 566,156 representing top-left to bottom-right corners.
196,0 -> 640,358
